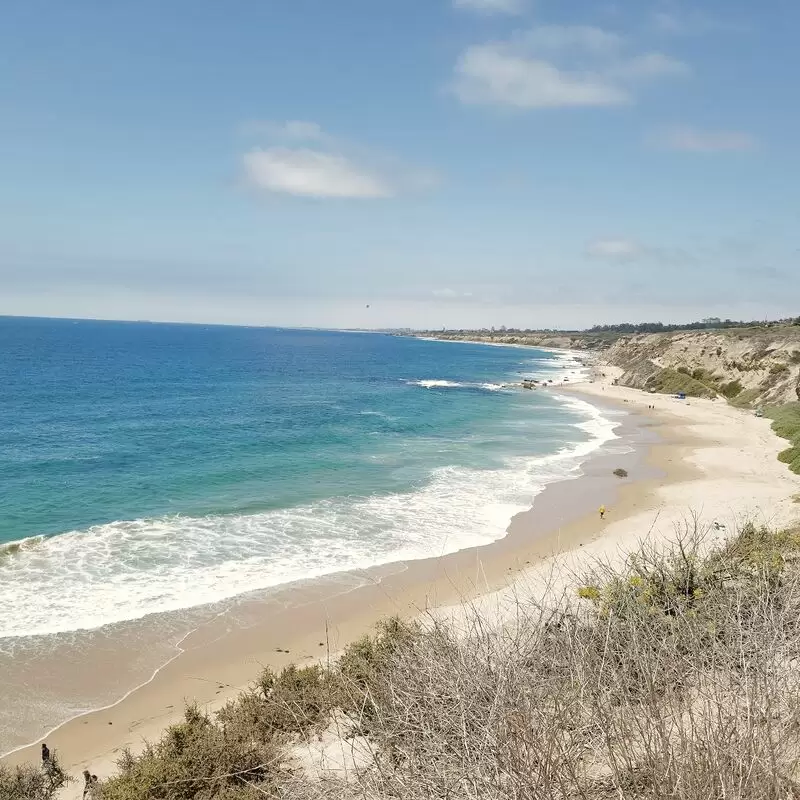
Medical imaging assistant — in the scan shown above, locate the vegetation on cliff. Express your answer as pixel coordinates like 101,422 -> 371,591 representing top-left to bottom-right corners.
769,403 -> 800,474
418,321 -> 800,407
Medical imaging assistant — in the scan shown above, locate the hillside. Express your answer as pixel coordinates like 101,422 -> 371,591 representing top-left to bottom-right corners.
417,325 -> 800,406
604,327 -> 800,405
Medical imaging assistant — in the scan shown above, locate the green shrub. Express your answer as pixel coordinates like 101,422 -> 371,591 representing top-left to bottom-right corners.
768,403 -> 800,441
338,617 -> 418,691
719,379 -> 743,399
336,617 -> 421,728
217,662 -> 334,738
577,585 -> 601,601
729,387 -> 761,408
770,363 -> 789,374
766,404 -> 800,474
101,705 -> 278,800
712,522 -> 800,580
644,368 -> 716,398
777,447 -> 800,474
778,447 -> 799,464
0,757 -> 70,800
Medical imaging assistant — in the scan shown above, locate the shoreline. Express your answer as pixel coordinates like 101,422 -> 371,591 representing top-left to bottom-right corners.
2,391 -> 649,767
0,386 -> 619,755
5,370 -> 800,795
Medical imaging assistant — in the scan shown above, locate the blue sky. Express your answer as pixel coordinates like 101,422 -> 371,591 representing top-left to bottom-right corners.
1,0 -> 797,329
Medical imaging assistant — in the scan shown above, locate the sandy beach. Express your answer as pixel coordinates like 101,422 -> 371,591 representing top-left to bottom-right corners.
5,364 -> 800,796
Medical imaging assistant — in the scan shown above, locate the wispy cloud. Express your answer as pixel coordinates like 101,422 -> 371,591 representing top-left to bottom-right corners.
453,0 -> 525,14
586,238 -> 645,260
586,236 -> 706,272
243,148 -> 393,199
240,122 -> 438,199
240,120 -> 329,142
432,287 -> 475,299
523,25 -> 623,55
606,52 -> 688,81
452,25 -> 688,109
652,9 -> 743,36
652,126 -> 758,152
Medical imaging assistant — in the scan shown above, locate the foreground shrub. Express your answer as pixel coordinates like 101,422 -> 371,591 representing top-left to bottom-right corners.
0,757 -> 70,800
101,705 -> 279,800
218,663 -> 334,737
324,523 -> 800,799
94,522 -> 800,800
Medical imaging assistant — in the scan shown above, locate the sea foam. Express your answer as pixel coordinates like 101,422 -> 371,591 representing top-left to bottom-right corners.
0,395 -> 620,639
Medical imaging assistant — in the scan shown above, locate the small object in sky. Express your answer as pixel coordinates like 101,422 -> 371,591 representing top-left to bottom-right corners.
366,304 -> 370,308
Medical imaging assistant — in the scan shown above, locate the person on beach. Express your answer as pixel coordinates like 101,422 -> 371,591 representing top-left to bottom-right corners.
41,743 -> 50,765
599,505 -> 606,520
82,770 -> 92,798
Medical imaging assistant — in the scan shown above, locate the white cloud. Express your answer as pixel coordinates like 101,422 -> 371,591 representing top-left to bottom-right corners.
278,120 -> 327,140
652,9 -> 740,36
452,25 -> 688,109
608,52 -> 689,80
243,148 -> 393,198
522,25 -> 623,55
453,0 -> 525,15
432,288 -> 474,299
586,238 -> 645,259
240,120 -> 328,142
455,45 -> 629,108
653,126 -> 757,152
240,122 -> 439,199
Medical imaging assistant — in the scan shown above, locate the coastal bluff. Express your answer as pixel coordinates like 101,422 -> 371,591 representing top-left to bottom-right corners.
416,323 -> 800,407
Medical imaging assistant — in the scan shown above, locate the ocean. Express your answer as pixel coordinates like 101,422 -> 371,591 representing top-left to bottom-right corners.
0,317 -> 615,642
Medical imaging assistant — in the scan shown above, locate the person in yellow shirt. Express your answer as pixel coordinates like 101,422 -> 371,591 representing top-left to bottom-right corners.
599,505 -> 606,520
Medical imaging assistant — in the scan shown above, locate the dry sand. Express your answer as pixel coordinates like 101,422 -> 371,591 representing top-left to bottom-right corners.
437,366 -> 800,626
5,364 -> 800,796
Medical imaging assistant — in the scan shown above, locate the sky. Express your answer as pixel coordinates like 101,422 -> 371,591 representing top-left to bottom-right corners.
1,0 -> 798,330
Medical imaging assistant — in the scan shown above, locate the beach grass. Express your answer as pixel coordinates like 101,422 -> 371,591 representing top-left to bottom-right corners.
644,368 -> 717,398
767,403 -> 800,474
85,521 -> 800,799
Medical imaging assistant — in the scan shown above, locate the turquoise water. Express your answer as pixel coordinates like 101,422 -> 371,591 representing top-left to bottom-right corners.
0,318 -> 615,638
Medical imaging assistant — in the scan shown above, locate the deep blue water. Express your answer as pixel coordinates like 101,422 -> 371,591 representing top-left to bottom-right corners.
0,317 -> 614,637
